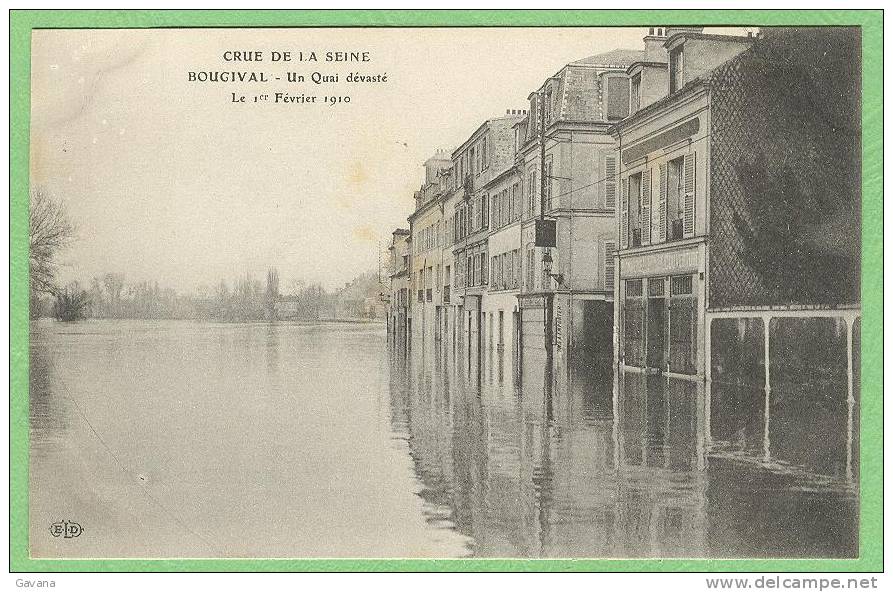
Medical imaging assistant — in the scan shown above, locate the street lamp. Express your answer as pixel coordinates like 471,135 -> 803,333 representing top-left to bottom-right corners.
542,249 -> 564,287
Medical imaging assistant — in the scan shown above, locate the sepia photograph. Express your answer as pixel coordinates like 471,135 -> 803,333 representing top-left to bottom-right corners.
14,11 -> 878,572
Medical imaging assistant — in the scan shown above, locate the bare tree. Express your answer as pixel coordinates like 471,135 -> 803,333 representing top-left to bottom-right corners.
53,281 -> 90,322
29,188 -> 75,298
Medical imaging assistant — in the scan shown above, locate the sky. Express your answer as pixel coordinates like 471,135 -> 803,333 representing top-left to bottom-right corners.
30,26 -> 697,293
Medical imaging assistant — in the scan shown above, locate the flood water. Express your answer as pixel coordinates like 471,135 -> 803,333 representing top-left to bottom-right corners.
30,319 -> 858,558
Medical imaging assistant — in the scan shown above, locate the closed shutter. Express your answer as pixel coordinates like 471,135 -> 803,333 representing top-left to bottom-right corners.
683,152 -> 696,237
515,250 -> 522,289
641,169 -> 652,245
620,176 -> 629,249
604,154 -> 617,209
604,241 -> 616,292
658,162 -> 668,243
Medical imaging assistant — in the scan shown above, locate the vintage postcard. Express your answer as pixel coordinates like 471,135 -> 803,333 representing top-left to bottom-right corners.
10,10 -> 882,573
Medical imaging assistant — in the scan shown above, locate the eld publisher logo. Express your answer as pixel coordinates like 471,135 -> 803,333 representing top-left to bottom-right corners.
49,520 -> 83,539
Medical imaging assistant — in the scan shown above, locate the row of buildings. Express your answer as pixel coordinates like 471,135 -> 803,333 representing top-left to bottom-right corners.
387,26 -> 861,392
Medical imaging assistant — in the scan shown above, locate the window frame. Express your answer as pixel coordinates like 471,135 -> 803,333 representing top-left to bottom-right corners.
666,155 -> 685,241
630,72 -> 641,112
669,46 -> 684,94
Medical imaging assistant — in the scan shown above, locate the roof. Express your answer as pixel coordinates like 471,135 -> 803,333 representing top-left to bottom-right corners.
665,31 -> 756,50
391,228 -> 410,236
626,60 -> 669,75
571,48 -> 644,68
611,37 -> 756,133
452,114 -> 525,158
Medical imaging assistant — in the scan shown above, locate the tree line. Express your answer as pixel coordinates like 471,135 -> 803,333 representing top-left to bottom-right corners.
28,189 -> 387,322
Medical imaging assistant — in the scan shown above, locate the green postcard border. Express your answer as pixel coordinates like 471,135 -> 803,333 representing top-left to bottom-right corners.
9,9 -> 883,573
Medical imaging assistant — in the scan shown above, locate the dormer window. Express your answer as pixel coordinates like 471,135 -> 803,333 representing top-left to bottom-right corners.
545,88 -> 553,123
669,46 -> 684,93
606,76 -> 630,121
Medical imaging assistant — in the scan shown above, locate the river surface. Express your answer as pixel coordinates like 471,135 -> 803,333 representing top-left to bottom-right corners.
29,319 -> 858,558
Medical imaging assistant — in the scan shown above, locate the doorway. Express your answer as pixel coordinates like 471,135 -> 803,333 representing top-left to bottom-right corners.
647,278 -> 667,372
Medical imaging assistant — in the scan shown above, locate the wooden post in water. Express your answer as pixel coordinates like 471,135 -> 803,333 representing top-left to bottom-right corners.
762,314 -> 772,463
845,315 -> 855,483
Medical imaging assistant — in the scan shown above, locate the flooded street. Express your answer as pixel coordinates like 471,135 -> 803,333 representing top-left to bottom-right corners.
30,319 -> 469,558
30,319 -> 857,559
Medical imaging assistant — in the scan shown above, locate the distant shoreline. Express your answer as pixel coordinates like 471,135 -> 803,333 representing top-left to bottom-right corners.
32,317 -> 387,326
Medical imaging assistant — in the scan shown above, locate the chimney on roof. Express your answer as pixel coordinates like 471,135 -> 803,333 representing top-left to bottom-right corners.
643,27 -> 669,62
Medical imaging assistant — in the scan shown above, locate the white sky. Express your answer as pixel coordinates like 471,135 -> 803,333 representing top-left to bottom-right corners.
29,27 -> 736,293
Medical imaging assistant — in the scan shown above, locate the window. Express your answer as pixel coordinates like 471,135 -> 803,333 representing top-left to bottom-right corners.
499,253 -> 506,290
628,173 -> 643,247
529,95 -> 538,137
545,88 -> 553,123
527,170 -> 538,216
444,265 -> 451,303
630,73 -> 641,112
512,183 -> 521,221
481,194 -> 488,228
667,156 -> 684,240
625,278 -> 643,298
604,241 -> 616,292
669,47 -> 683,94
498,311 -> 505,348
604,154 -> 617,209
481,136 -> 488,169
525,246 -> 535,291
671,274 -> 693,296
606,76 -> 630,121
546,159 -> 554,210
648,276 -> 665,297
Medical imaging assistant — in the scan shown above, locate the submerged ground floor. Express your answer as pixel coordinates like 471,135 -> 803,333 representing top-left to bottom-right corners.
394,284 -> 861,487
389,307 -> 859,557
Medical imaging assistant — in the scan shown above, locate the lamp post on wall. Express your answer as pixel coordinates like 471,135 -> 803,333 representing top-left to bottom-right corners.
542,249 -> 564,420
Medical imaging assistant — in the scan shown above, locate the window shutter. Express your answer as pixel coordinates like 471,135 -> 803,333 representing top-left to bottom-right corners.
683,152 -> 696,237
641,169 -> 651,245
658,162 -> 668,243
604,241 -> 616,292
620,176 -> 629,249
515,250 -> 521,289
604,155 -> 617,209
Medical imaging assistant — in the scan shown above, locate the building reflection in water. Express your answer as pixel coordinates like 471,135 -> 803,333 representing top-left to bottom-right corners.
388,329 -> 858,558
